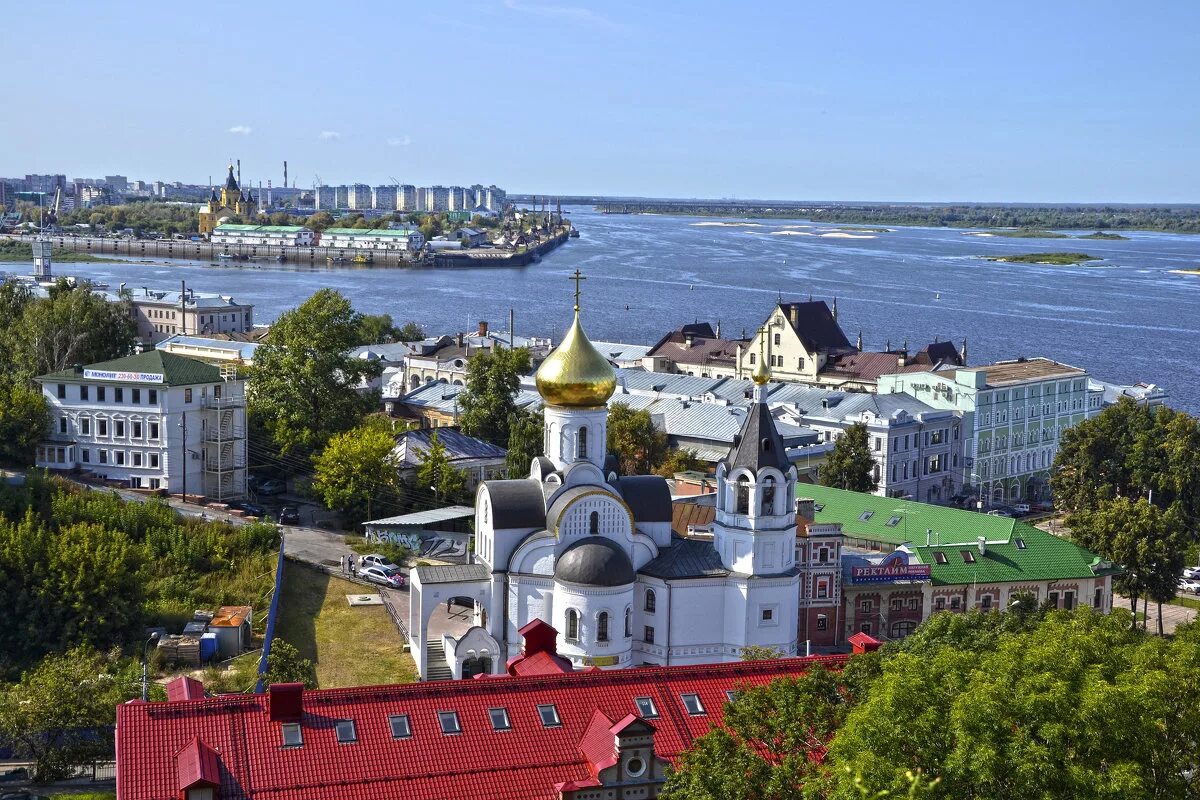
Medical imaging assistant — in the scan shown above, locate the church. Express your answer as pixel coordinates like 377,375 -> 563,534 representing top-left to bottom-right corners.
198,164 -> 256,234
409,277 -> 804,679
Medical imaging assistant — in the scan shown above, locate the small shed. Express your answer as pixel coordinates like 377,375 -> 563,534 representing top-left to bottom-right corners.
209,606 -> 253,659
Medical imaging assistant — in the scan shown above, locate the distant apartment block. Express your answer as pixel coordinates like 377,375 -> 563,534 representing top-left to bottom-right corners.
398,185 -> 418,211
426,185 -> 450,212
314,186 -> 336,210
347,184 -> 372,210
335,185 -> 349,208
485,185 -> 506,211
372,185 -> 398,210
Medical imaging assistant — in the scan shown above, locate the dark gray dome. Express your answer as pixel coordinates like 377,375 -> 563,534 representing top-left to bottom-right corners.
554,538 -> 635,586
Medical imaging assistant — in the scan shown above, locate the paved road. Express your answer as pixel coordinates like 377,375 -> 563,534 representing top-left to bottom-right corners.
1117,595 -> 1198,634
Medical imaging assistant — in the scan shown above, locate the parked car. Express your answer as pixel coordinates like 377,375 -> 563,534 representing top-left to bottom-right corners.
358,565 -> 406,588
257,479 -> 286,496
231,501 -> 267,518
361,553 -> 400,572
987,509 -> 1015,518
1013,503 -> 1032,515
1183,566 -> 1200,580
1177,578 -> 1200,595
278,506 -> 300,525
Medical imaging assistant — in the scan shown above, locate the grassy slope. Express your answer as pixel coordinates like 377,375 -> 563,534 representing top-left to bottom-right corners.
274,561 -> 417,688
987,252 -> 1100,265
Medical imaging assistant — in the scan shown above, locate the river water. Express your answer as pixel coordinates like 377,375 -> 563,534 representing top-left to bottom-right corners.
23,206 -> 1200,413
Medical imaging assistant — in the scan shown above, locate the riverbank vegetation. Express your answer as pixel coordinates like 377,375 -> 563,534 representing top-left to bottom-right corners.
0,238 -> 104,262
1079,231 -> 1130,239
985,252 -> 1100,265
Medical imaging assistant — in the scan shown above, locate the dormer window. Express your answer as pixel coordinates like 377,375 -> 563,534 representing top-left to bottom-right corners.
335,719 -> 357,744
634,697 -> 659,718
681,693 -> 706,716
961,550 -> 976,564
537,704 -> 561,727
438,710 -> 461,735
281,723 -> 303,748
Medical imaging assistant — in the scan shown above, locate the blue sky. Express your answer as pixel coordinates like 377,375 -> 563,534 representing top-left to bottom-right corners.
3,0 -> 1198,201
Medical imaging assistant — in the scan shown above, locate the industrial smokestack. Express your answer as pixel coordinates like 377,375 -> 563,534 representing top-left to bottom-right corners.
284,161 -> 288,188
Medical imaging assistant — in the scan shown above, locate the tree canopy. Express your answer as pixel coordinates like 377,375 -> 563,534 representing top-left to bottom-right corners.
0,381 -> 49,465
416,431 -> 468,506
312,425 -> 401,523
249,289 -> 380,456
457,347 -> 531,445
819,423 -> 877,493
608,402 -> 668,475
505,407 -> 544,478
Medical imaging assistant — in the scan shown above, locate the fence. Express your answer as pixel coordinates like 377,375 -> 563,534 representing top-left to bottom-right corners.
254,536 -> 287,693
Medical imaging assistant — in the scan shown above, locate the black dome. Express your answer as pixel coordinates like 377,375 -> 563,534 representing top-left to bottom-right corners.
554,538 -> 635,586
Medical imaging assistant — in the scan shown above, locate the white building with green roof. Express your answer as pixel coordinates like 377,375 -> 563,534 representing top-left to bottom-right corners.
211,223 -> 315,247
318,227 -> 424,252
796,484 -> 1119,644
34,351 -> 248,501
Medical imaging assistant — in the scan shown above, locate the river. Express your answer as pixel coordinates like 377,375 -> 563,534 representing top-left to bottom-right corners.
19,206 -> 1200,414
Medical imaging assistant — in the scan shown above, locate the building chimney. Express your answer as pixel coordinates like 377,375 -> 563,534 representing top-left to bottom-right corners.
684,332 -> 695,348
795,497 -> 815,522
478,320 -> 488,337
268,683 -> 304,722
456,332 -> 464,348
977,536 -> 987,555
926,528 -> 932,546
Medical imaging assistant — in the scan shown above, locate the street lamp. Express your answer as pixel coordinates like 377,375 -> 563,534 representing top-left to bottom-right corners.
142,632 -> 161,701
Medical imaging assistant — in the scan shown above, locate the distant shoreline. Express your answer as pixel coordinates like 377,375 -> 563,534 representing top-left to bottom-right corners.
984,252 -> 1101,265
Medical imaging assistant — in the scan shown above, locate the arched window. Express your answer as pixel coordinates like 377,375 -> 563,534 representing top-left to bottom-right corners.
624,606 -> 632,637
577,426 -> 588,459
565,609 -> 580,641
736,475 -> 750,514
760,477 -> 776,515
589,511 -> 599,535
597,612 -> 609,643
644,589 -> 656,613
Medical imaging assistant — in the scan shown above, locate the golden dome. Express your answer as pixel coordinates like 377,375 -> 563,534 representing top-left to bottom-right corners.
536,311 -> 617,408
751,355 -> 771,385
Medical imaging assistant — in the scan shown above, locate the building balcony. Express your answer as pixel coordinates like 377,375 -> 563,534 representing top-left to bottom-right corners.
203,457 -> 246,472
201,394 -> 246,410
202,426 -> 246,442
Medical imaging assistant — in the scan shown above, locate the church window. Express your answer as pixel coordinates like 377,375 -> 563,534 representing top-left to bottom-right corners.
488,707 -> 511,731
760,478 -> 776,515
749,352 -> 756,365
681,693 -> 706,716
644,625 -> 655,644
589,511 -> 599,535
736,476 -> 750,514
537,704 -> 562,727
625,607 -> 632,637
816,579 -> 829,599
644,589 -> 656,613
773,333 -> 780,346
634,697 -> 659,718
389,714 -> 412,739
816,614 -> 828,631
437,711 -> 461,735
577,426 -> 588,459
597,611 -> 610,642
565,609 -> 580,641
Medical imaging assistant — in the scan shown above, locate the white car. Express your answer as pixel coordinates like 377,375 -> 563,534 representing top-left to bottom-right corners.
361,553 -> 400,572
1183,566 -> 1200,580
358,565 -> 406,588
1178,578 -> 1200,595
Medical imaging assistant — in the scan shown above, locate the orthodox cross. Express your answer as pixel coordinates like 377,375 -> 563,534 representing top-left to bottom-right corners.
570,269 -> 586,311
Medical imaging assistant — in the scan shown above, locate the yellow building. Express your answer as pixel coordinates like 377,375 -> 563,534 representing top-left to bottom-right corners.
198,165 -> 256,234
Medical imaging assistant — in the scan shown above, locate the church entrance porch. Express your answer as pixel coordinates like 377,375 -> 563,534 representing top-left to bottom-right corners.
408,564 -> 494,680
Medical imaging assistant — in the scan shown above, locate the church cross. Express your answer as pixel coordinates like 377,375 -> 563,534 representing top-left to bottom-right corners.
570,269 -> 586,311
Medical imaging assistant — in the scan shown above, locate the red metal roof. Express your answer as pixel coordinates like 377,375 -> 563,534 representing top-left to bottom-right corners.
166,676 -> 206,702
117,655 -> 847,800
176,737 -> 220,792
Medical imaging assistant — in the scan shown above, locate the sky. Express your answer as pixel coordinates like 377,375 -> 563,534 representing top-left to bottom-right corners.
2,0 -> 1199,202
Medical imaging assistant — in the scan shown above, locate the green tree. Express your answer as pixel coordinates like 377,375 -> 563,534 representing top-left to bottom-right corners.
264,639 -> 315,687
312,425 -> 399,522
457,347 -> 531,445
656,447 -> 705,477
305,211 -> 335,232
416,431 -> 468,505
0,381 -> 49,465
354,312 -> 399,345
396,321 -> 425,342
0,647 -> 142,782
820,423 -> 878,492
249,289 -> 380,455
739,644 -> 786,661
13,279 -> 137,380
505,407 -> 544,478
607,402 -> 667,474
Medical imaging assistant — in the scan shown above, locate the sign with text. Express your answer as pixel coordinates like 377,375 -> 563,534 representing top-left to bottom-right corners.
583,655 -> 620,667
850,550 -> 932,583
82,368 -> 164,384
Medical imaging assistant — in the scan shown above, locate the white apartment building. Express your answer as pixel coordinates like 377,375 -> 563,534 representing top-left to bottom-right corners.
878,358 -> 1093,505
485,185 -> 506,211
347,184 -> 372,210
448,186 -> 471,210
318,227 -> 425,251
426,185 -> 450,211
335,186 -> 349,208
34,351 -> 248,500
372,185 -> 398,211
125,285 -> 254,346
211,224 -> 315,247
314,186 -> 336,210
398,185 -> 417,211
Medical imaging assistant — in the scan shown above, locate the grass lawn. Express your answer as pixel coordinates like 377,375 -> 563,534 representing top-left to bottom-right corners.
274,561 -> 417,688
51,794 -> 116,800
1170,595 -> 1200,611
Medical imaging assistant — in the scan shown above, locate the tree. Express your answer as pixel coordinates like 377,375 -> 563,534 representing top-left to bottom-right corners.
505,407 -> 544,478
656,447 -> 705,478
248,289 -> 380,455
312,426 -> 400,522
820,423 -> 877,492
11,279 -> 137,380
264,639 -> 315,687
0,381 -> 49,465
739,644 -> 786,661
457,347 -> 531,445
416,431 -> 468,505
353,312 -> 399,345
396,321 -> 425,342
0,647 -> 142,782
304,211 -> 335,232
608,402 -> 668,475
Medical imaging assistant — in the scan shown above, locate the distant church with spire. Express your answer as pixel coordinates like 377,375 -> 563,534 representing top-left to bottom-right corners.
198,164 -> 256,234
407,272 -> 807,680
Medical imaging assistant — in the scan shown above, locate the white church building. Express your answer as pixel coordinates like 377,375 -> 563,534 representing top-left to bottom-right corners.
409,282 -> 803,679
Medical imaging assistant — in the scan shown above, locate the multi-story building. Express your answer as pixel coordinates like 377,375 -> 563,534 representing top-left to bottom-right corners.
415,186 -> 428,211
318,227 -> 424,252
25,174 -> 67,194
211,224 -> 315,247
335,185 -> 349,208
127,285 -> 255,346
877,358 -> 1092,504
34,351 -> 247,500
426,185 -> 450,211
103,175 -> 128,192
347,184 -> 372,210
470,183 -> 485,207
485,185 -> 506,212
398,184 -> 417,211
448,186 -> 472,210
372,185 -> 397,211
314,186 -> 336,210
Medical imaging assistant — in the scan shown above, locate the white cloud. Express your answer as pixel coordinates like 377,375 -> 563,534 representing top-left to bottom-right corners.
387,136 -> 411,147
502,0 -> 613,27
228,125 -> 252,135
319,130 -> 341,141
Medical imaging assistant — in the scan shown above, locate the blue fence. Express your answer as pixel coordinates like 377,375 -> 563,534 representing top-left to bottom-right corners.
255,535 -> 287,693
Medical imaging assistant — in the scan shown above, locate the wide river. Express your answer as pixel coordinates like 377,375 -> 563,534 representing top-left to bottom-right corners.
27,206 -> 1200,414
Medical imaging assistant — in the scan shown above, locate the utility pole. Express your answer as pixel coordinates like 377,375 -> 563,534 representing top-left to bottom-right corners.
180,411 -> 188,502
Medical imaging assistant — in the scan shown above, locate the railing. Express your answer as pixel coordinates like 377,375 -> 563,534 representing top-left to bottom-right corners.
382,592 -> 410,641
203,426 -> 246,442
204,458 -> 247,471
201,394 -> 246,409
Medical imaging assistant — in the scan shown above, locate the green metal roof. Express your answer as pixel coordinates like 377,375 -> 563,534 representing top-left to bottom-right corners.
322,227 -> 419,236
215,224 -> 309,233
800,485 -> 1118,586
39,350 -> 222,387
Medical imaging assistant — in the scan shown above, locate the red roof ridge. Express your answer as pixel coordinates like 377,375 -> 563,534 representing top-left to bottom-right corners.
579,710 -> 618,776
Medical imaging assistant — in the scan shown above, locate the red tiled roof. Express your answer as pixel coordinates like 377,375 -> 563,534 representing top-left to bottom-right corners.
506,649 -> 575,676
578,710 -> 619,776
175,737 -> 220,793
821,351 -> 902,381
166,676 -> 206,702
116,655 -> 847,800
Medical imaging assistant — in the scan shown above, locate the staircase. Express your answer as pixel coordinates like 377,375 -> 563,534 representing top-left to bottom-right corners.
424,639 -> 453,681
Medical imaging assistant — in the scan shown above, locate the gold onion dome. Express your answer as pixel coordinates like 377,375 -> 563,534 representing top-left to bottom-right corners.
752,354 -> 771,385
536,311 -> 617,408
